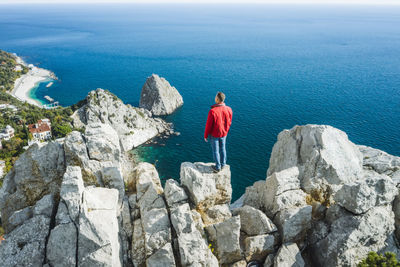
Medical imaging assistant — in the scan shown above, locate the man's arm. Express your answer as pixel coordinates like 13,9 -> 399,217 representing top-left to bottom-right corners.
204,110 -> 214,141
228,108 -> 233,127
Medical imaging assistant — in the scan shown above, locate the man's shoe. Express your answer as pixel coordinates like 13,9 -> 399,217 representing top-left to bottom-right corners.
211,165 -> 220,173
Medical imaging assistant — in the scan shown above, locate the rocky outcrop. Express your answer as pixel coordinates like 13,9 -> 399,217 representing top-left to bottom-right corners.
180,162 -> 232,225
72,88 -> 172,151
139,74 -> 183,116
0,141 -> 65,232
234,124 -> 400,266
268,124 -> 363,197
274,243 -> 305,267
1,123 -> 400,267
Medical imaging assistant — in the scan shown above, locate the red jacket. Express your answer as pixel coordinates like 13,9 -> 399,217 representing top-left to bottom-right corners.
204,103 -> 233,139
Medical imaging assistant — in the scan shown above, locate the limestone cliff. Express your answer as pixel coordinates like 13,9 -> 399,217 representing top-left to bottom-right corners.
0,122 -> 400,267
72,88 -> 173,151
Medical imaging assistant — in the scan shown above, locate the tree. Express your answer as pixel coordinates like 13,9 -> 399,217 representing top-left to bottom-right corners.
52,123 -> 72,138
358,252 -> 400,267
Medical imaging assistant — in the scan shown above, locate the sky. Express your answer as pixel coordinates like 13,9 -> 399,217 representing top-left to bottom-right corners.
0,0 -> 399,4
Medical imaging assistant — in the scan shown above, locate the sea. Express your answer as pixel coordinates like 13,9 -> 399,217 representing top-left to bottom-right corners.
1,4 -> 399,200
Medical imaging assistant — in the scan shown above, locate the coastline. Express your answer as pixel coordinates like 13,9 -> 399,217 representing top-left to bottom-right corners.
9,55 -> 56,107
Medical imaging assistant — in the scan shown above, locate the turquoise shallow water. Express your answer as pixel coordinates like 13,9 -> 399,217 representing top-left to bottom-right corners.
1,4 -> 399,200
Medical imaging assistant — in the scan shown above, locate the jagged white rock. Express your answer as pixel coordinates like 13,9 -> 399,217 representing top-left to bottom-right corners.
0,141 -> 65,231
268,125 -> 363,194
72,88 -> 171,151
0,215 -> 51,266
170,203 -> 197,235
85,123 -> 121,163
131,218 -> 146,267
47,223 -> 77,267
275,205 -> 312,243
2,121 -> 400,267
141,207 -> 172,257
312,205 -> 395,266
180,162 -> 232,213
140,74 -> 184,116
242,180 -> 266,210
177,231 -> 219,266
243,234 -> 275,261
146,242 -> 176,267
274,243 -> 305,267
232,205 -> 277,236
60,166 -> 85,223
205,216 -> 242,264
335,171 -> 397,214
358,145 -> 400,178
164,179 -> 188,208
78,187 -> 121,266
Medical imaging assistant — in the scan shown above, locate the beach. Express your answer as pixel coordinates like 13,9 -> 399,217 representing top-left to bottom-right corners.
10,56 -> 54,107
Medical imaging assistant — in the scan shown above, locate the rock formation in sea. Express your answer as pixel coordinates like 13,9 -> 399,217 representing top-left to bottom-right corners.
139,74 -> 184,116
1,98 -> 400,267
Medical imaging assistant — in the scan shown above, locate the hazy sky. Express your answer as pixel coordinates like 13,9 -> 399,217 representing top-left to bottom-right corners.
0,0 -> 399,4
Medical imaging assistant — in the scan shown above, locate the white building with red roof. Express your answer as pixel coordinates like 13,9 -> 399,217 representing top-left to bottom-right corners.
28,119 -> 52,141
0,125 -> 15,141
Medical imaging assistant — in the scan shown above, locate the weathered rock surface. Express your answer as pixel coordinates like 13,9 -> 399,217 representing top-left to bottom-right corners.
85,123 -> 121,163
264,253 -> 275,267
140,74 -> 184,116
335,171 -> 397,214
177,231 -> 219,267
274,243 -> 305,267
358,145 -> 400,179
59,166 -> 85,223
72,88 -> 171,150
142,207 -> 171,257
131,218 -> 146,267
205,216 -> 242,264
47,223 -> 77,267
264,167 -> 306,216
146,242 -> 176,267
232,205 -> 277,236
312,205 -> 395,266
180,162 -> 232,217
0,141 -> 65,233
268,124 -> 363,195
1,121 -> 400,267
243,234 -> 275,261
0,215 -> 51,266
78,187 -> 121,266
164,179 -> 188,208
275,205 -> 312,243
241,180 -> 266,210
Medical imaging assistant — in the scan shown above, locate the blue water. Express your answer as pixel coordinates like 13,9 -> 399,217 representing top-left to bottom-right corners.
1,4 -> 399,200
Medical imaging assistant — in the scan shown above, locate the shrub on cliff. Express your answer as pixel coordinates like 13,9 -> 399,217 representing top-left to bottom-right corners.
358,252 -> 400,267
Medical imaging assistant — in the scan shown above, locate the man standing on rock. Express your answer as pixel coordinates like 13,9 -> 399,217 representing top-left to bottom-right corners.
204,92 -> 233,173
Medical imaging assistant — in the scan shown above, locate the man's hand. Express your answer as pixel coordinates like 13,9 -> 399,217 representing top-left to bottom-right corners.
204,138 -> 208,142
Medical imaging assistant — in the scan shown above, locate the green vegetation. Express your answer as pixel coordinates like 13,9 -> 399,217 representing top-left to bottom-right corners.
358,252 -> 400,267
0,85 -> 82,182
0,50 -> 89,186
0,50 -> 28,91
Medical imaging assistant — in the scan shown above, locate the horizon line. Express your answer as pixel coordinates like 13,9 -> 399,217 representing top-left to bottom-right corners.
1,1 -> 400,5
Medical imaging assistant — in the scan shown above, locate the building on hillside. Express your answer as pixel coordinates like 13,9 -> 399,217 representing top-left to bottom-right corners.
28,119 -> 52,141
0,125 -> 15,141
14,65 -> 23,72
0,141 -> 2,150
0,104 -> 18,112
0,160 -> 5,177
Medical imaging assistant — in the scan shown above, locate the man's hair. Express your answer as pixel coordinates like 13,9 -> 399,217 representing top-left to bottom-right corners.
216,92 -> 225,103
